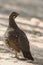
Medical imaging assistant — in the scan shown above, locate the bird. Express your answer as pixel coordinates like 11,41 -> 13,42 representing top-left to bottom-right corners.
4,12 -> 34,61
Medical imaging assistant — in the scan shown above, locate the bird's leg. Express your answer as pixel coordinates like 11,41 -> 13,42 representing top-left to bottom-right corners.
15,52 -> 17,58
15,51 -> 27,60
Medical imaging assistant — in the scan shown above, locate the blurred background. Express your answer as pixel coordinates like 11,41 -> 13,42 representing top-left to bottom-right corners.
0,0 -> 43,20
0,0 -> 43,65
0,0 -> 43,19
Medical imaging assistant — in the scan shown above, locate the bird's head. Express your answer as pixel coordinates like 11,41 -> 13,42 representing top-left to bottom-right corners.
9,12 -> 19,19
9,12 -> 19,28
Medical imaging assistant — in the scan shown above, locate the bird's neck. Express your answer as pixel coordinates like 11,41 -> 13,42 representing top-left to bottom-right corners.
9,16 -> 18,29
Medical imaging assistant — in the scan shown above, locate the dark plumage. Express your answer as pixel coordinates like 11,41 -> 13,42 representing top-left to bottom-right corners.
5,12 -> 34,61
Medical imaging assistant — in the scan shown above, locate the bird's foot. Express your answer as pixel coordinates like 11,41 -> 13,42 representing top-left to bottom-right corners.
16,56 -> 27,61
13,52 -> 27,61
12,52 -> 26,60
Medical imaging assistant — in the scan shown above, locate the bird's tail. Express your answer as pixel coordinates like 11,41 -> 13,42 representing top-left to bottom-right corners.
23,51 -> 34,61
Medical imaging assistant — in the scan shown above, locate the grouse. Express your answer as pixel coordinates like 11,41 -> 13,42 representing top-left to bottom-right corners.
5,12 -> 34,61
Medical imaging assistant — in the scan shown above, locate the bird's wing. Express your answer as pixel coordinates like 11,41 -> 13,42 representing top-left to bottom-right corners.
18,32 -> 30,52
